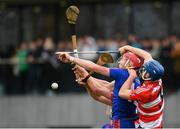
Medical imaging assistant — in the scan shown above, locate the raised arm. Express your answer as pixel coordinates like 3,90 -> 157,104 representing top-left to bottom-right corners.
118,69 -> 137,99
119,45 -> 152,62
58,53 -> 110,77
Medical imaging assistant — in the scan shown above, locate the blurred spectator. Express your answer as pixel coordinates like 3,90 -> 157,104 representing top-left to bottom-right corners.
150,39 -> 161,60
169,35 -> 178,45
78,35 -> 98,61
159,37 -> 174,91
36,37 -> 44,57
97,38 -> 106,51
118,39 -> 129,48
128,34 -> 143,49
141,38 -> 152,52
0,34 -> 179,95
172,39 -> 180,91
57,41 -> 69,51
16,43 -> 29,94
106,38 -> 118,59
0,45 -> 16,95
27,40 -> 42,94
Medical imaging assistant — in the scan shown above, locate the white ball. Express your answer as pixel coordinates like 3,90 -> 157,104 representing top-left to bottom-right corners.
51,82 -> 58,89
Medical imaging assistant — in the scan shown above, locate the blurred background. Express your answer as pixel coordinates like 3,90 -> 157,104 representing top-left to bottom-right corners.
0,0 -> 180,128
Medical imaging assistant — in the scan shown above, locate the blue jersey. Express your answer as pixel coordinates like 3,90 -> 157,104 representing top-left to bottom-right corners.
109,68 -> 140,120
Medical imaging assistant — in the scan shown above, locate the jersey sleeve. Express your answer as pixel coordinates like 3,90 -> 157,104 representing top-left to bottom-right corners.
134,78 -> 141,89
109,68 -> 127,80
129,87 -> 152,103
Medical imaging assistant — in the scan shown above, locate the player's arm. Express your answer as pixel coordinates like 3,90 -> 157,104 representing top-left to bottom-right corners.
118,69 -> 137,99
97,96 -> 112,105
74,65 -> 114,95
74,66 -> 113,105
103,80 -> 115,91
91,77 -> 114,91
93,78 -> 112,85
119,69 -> 152,102
119,45 -> 152,62
86,85 -> 112,106
86,77 -> 114,99
58,53 -> 110,77
78,78 -> 113,105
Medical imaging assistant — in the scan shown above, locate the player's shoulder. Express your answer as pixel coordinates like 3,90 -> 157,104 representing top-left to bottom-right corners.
110,68 -> 128,74
144,80 -> 162,89
131,80 -> 162,102
136,81 -> 161,95
134,86 -> 149,94
110,67 -> 126,71
109,68 -> 128,79
133,82 -> 153,95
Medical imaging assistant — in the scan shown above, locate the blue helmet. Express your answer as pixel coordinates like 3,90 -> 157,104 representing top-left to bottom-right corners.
143,60 -> 164,81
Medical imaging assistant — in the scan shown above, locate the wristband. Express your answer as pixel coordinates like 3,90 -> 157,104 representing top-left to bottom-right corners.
82,74 -> 91,83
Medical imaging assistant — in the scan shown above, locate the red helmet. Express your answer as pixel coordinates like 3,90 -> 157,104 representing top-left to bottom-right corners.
123,52 -> 144,68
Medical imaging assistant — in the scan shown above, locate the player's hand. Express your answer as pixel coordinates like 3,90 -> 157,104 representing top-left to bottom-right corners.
128,69 -> 137,79
58,52 -> 73,63
74,71 -> 86,86
74,65 -> 89,78
118,45 -> 130,55
73,65 -> 89,86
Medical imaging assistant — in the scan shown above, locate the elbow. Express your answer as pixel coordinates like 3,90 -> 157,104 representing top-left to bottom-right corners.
118,90 -> 126,99
110,92 -> 113,100
118,91 -> 123,98
93,96 -> 99,101
144,53 -> 153,61
107,101 -> 112,106
90,93 -> 99,101
147,53 -> 152,59
119,90 -> 130,100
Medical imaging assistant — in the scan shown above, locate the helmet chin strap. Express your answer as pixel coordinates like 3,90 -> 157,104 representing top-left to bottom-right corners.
124,59 -> 130,67
118,58 -> 136,69
141,71 -> 151,81
124,59 -> 135,69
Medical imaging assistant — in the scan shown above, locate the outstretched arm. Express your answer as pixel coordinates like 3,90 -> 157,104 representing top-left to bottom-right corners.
74,66 -> 113,105
58,53 -> 110,77
86,77 -> 114,100
85,81 -> 113,106
119,45 -> 152,62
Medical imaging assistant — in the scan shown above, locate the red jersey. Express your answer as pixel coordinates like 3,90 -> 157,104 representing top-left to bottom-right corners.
130,79 -> 164,128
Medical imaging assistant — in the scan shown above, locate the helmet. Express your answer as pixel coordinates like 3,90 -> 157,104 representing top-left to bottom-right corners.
143,60 -> 164,81
123,52 -> 144,68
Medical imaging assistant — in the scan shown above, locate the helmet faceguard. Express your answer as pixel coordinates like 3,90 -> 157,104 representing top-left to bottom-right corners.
138,67 -> 151,80
118,52 -> 144,69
